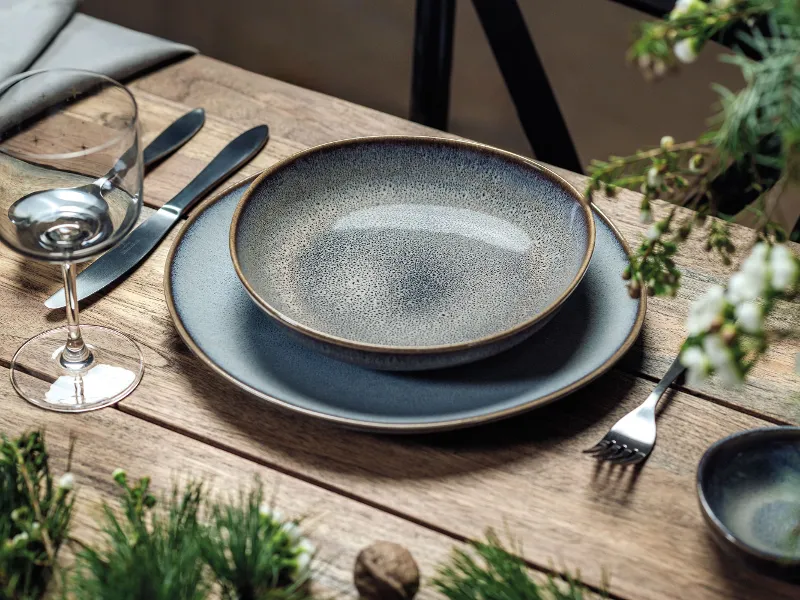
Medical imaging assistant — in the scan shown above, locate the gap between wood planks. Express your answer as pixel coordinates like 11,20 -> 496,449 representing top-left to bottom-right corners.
0,362 -> 623,600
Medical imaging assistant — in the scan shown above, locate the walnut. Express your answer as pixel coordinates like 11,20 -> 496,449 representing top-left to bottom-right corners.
354,541 -> 420,600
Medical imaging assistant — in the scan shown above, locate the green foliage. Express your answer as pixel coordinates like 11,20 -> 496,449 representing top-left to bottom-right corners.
0,432 -> 74,600
587,0 -> 800,300
70,475 -> 209,600
434,530 -> 598,600
200,484 -> 313,600
70,472 -> 315,600
629,0 -> 777,73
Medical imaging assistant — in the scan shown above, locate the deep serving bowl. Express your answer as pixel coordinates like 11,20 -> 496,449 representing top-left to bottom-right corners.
697,427 -> 800,581
230,136 -> 595,370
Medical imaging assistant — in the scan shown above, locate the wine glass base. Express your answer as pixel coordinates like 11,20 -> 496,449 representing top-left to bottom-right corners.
10,325 -> 144,412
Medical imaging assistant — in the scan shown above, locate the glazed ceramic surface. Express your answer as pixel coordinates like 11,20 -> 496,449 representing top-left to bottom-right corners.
230,137 -> 594,370
698,427 -> 800,580
166,178 -> 642,432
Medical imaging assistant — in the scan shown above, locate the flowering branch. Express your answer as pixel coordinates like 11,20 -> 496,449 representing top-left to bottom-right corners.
680,241 -> 799,387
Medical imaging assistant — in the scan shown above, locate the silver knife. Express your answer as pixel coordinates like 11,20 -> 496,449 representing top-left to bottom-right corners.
143,108 -> 205,167
45,124 -> 269,308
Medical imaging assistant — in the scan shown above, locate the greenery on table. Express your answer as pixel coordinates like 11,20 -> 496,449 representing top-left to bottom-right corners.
0,432 -> 74,600
70,471 -> 314,600
586,0 -> 800,388
434,530 -> 597,600
1,431 -> 598,600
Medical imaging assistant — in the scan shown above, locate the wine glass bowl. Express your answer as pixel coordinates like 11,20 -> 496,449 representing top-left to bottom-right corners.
0,69 -> 144,411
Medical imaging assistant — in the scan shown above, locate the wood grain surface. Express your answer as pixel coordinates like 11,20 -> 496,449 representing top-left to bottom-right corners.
0,55 -> 798,600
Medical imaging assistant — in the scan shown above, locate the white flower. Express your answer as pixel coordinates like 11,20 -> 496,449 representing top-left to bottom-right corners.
653,60 -> 667,77
646,223 -> 662,241
703,334 -> 743,388
280,521 -> 301,543
735,301 -> 762,334
681,346 -> 711,386
687,285 -> 725,335
660,135 -> 675,150
671,0 -> 705,17
770,244 -> 798,291
671,0 -> 693,15
727,243 -> 770,304
290,538 -> 315,580
727,271 -> 763,304
11,532 -> 29,548
112,468 -> 126,480
297,538 -> 315,555
647,167 -> 662,188
258,504 -> 282,523
638,54 -> 651,69
58,472 -> 75,491
639,208 -> 653,223
674,38 -> 699,64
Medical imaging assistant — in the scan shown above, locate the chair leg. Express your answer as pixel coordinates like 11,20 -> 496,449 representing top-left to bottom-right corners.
410,0 -> 456,130
471,0 -> 583,173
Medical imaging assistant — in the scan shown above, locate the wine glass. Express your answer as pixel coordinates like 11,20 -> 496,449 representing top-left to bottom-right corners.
0,69 -> 144,411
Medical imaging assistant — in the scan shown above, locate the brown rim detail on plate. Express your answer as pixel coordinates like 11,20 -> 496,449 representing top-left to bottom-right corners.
228,135 -> 597,355
164,171 -> 646,433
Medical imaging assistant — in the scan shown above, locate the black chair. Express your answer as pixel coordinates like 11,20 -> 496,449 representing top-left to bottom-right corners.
410,0 -> 799,234
410,0 -> 583,173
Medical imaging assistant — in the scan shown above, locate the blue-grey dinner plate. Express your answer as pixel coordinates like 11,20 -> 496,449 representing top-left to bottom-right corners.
165,174 -> 646,433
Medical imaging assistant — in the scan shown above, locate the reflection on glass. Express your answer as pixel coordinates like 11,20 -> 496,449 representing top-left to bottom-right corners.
0,69 -> 144,412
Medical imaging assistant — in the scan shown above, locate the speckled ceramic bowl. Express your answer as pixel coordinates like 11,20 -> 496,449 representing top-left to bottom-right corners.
230,136 -> 595,370
698,427 -> 800,581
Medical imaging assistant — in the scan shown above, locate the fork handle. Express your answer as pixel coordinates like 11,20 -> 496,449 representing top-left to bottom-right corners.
641,356 -> 686,412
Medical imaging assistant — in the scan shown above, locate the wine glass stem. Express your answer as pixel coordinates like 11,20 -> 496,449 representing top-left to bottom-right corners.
60,262 -> 92,369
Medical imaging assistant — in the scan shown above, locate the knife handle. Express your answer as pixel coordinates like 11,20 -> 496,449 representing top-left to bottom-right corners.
166,125 -> 269,216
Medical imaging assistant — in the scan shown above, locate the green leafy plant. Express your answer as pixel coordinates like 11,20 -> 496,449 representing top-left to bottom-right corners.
71,471 -> 316,600
200,484 -> 314,600
434,530 -> 600,600
70,472 -> 209,600
0,431 -> 74,600
587,0 -> 800,388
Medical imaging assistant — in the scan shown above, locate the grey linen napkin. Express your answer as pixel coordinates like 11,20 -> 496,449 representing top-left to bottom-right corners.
0,1 -> 197,81
0,1 -> 196,130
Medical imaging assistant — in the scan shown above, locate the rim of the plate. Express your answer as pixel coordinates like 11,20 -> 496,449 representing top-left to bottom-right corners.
164,172 -> 646,433
696,426 -> 800,566
228,135 -> 597,355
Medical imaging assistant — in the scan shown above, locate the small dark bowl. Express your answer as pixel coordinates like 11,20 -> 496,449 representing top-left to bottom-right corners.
697,426 -> 800,581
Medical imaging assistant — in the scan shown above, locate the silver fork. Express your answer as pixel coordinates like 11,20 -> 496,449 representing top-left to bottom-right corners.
583,357 -> 686,465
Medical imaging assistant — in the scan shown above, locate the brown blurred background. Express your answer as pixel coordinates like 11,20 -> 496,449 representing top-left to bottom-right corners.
82,0 -> 799,228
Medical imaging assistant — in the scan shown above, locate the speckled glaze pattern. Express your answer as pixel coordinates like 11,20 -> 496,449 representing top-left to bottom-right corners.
166,178 -> 643,432
231,137 -> 594,369
697,427 -> 800,581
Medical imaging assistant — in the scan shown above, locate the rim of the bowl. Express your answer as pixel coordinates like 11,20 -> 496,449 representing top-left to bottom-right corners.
229,135 -> 597,355
696,426 -> 800,565
164,174 -> 643,433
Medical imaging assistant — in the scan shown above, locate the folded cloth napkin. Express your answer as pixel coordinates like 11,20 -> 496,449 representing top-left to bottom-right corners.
0,1 -> 197,132
0,1 -> 197,81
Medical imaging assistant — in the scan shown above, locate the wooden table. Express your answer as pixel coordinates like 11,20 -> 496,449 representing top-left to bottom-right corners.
1,55 -> 799,600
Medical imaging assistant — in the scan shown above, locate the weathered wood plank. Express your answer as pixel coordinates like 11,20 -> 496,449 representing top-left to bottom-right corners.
129,55 -> 800,422
0,370 -> 465,600
0,244 -> 794,599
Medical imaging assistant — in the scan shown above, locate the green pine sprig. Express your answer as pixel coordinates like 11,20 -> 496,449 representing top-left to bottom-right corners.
70,474 -> 209,600
199,482 -> 313,600
0,431 -> 74,600
433,530 -> 601,600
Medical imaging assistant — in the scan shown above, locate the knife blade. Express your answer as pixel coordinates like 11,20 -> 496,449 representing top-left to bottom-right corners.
143,108 -> 205,167
44,124 -> 269,309
103,108 -> 205,190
